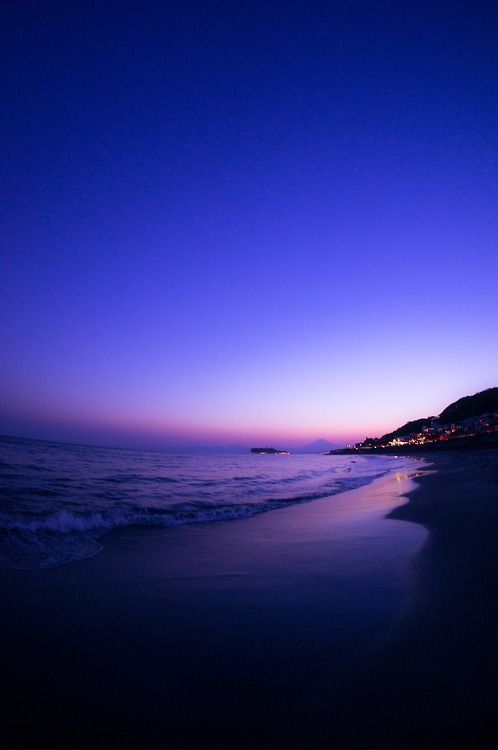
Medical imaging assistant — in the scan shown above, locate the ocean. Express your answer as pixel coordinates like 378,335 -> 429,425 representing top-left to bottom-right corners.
0,435 -> 415,569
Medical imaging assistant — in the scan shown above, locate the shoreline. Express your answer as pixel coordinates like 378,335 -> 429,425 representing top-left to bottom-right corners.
0,451 -> 496,747
368,449 -> 498,747
0,461 -> 426,748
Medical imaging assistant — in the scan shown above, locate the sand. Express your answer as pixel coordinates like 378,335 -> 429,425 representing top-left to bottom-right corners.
376,449 -> 498,747
0,450 -> 496,748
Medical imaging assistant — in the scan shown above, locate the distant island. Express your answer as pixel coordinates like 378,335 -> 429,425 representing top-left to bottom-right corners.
331,387 -> 498,454
250,447 -> 290,455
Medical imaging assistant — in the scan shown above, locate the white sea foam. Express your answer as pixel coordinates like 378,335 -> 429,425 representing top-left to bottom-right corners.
0,436 -> 413,569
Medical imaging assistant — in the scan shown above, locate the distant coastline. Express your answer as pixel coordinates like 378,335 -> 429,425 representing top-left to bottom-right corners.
331,432 -> 498,455
331,387 -> 498,455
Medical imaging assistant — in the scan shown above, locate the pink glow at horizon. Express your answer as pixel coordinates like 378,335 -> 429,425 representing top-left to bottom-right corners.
1,367 -> 493,449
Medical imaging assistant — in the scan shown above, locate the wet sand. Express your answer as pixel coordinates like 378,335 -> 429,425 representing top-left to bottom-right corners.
375,449 -> 498,748
1,451 -> 497,748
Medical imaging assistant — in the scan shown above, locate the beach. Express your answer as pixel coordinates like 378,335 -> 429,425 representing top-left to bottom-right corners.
378,448 -> 498,747
1,449 -> 496,748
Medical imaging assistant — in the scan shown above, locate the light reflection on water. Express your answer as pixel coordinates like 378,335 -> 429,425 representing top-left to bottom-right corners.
0,434 -> 426,569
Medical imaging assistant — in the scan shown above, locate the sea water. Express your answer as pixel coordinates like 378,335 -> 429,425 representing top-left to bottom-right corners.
0,435 -> 415,569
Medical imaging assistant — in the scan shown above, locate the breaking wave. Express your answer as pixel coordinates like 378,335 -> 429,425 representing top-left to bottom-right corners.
0,475 -> 385,570
0,436 -> 407,569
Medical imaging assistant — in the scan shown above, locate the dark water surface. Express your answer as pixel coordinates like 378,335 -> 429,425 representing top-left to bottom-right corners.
0,439 -> 429,748
0,435 -> 415,568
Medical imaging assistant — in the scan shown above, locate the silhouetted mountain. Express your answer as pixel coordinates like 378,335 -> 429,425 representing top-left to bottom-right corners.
379,388 -> 498,444
380,418 -> 436,443
297,439 -> 339,453
438,387 -> 498,423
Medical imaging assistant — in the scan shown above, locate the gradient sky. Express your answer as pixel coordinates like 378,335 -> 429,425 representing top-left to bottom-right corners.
1,1 -> 497,448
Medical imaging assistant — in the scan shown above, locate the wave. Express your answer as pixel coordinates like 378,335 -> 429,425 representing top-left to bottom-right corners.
103,473 -> 179,484
0,528 -> 103,569
0,471 -> 387,570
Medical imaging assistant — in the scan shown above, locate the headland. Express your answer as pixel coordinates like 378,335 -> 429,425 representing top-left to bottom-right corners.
332,386 -> 498,454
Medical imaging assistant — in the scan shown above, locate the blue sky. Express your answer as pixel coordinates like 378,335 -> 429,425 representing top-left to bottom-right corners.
1,1 -> 497,447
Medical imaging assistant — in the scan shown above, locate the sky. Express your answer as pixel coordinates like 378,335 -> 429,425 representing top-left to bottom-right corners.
1,0 -> 497,449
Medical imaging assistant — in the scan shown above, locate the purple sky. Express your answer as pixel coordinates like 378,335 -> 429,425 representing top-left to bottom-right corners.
1,1 -> 497,448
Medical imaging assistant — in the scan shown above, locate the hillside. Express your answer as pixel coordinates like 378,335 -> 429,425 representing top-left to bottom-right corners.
380,417 -> 435,443
438,387 -> 498,423
380,387 -> 498,444
344,387 -> 498,453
